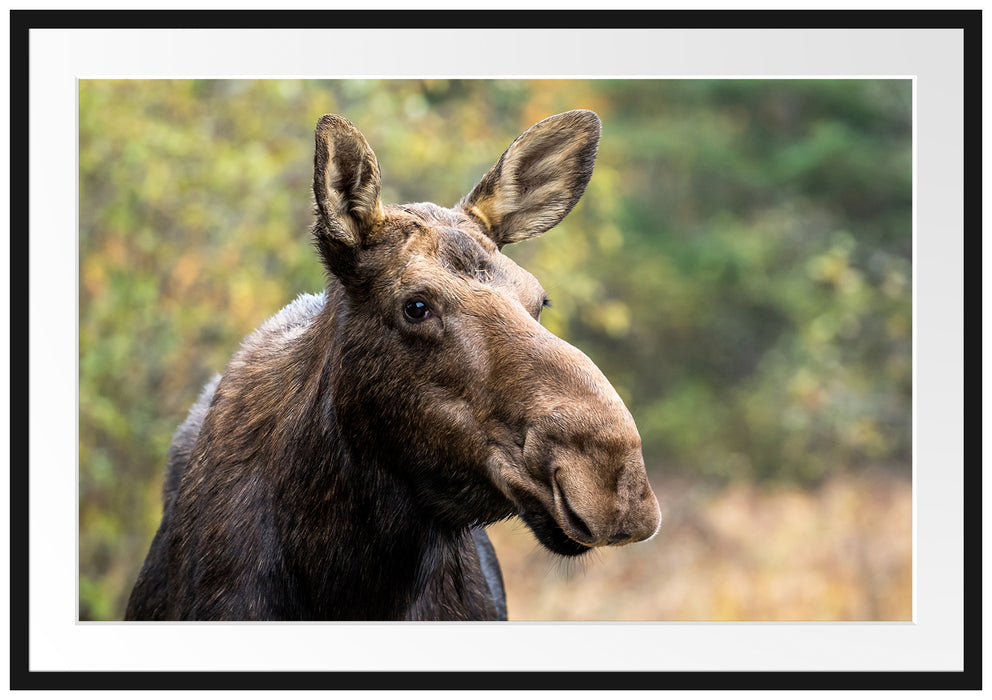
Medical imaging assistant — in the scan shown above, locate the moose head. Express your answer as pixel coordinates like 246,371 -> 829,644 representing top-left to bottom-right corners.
311,110 -> 662,557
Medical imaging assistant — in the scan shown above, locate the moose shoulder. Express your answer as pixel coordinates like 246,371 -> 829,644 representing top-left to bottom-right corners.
125,110 -> 662,621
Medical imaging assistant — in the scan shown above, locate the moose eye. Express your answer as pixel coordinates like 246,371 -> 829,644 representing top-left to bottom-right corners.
535,296 -> 551,319
403,298 -> 432,322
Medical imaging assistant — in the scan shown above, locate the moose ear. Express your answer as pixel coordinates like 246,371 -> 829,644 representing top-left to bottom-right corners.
312,114 -> 383,274
459,110 -> 601,248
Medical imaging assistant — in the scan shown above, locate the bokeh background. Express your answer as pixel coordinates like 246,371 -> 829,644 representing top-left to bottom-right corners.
79,79 -> 912,621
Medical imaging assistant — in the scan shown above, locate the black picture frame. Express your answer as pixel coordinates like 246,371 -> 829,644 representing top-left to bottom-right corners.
9,8 -> 981,692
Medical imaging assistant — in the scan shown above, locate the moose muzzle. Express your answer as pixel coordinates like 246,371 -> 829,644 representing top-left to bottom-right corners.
522,405 -> 661,549
489,319 -> 662,555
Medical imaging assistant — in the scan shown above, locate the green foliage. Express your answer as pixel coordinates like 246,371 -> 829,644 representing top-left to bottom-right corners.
79,79 -> 911,619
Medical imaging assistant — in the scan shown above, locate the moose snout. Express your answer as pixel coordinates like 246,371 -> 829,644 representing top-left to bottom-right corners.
496,324 -> 662,554
551,451 -> 662,548
524,420 -> 662,549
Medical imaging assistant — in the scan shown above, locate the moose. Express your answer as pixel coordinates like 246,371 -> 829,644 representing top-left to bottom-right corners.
125,110 -> 662,621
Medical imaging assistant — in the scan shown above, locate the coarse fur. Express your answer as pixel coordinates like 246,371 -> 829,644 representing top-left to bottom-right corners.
126,110 -> 661,621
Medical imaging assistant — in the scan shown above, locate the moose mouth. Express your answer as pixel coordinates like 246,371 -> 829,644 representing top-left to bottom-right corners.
511,483 -> 594,558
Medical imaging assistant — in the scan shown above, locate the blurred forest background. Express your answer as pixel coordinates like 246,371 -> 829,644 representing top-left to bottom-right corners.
79,79 -> 912,621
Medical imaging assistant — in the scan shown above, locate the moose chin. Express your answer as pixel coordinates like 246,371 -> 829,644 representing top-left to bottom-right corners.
125,110 -> 662,621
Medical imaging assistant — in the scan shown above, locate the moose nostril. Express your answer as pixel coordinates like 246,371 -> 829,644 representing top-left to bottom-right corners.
560,492 -> 595,542
554,472 -> 595,543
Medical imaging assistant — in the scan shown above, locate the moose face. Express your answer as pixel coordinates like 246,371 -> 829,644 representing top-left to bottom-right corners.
313,111 -> 661,557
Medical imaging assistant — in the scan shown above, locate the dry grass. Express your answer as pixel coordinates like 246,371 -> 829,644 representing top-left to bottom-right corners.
486,471 -> 912,621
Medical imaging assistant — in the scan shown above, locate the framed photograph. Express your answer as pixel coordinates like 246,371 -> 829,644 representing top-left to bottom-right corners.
10,8 -> 979,692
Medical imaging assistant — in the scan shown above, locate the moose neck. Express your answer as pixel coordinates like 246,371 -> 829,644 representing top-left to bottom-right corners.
262,291 -> 460,620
